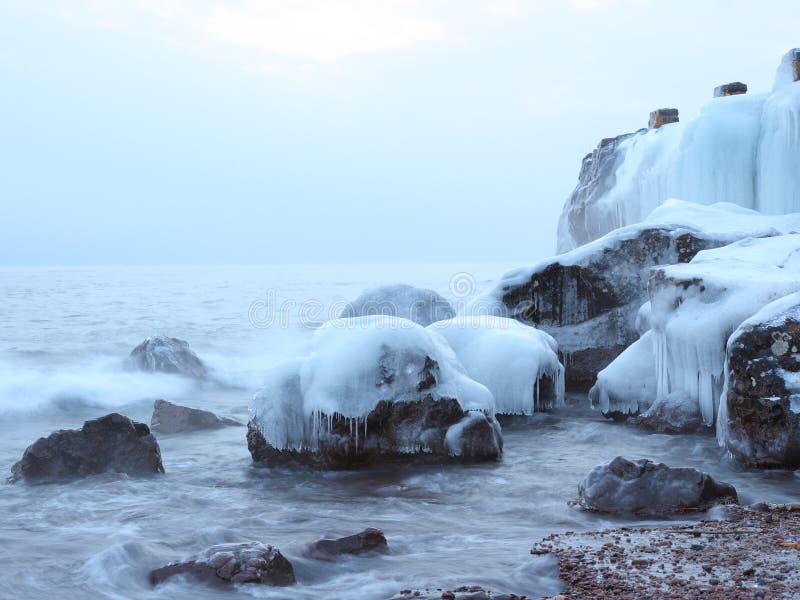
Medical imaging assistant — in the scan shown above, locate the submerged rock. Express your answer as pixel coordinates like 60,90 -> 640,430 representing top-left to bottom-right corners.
150,399 -> 241,434
10,413 -> 164,482
305,528 -> 388,560
248,316 -> 502,469
150,542 -> 295,587
721,292 -> 800,468
577,456 -> 737,515
129,336 -> 208,379
340,284 -> 456,327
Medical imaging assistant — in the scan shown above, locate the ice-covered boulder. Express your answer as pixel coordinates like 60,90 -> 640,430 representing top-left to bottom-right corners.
557,51 -> 800,253
428,316 -> 564,415
629,392 -> 706,434
305,528 -> 388,561
128,336 -> 208,379
150,542 -> 295,587
247,316 -> 501,468
577,456 -> 737,515
650,235 -> 800,428
475,200 -> 799,391
150,399 -> 242,434
719,292 -> 800,468
9,413 -> 164,482
339,284 -> 456,327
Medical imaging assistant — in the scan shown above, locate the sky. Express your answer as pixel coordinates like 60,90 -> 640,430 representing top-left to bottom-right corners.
0,0 -> 797,266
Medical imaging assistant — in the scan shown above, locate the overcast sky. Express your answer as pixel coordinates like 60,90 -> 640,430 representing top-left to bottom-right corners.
0,0 -> 796,265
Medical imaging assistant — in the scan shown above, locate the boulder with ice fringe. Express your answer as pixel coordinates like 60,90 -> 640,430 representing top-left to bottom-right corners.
9,413 -> 164,482
629,392 -> 706,434
719,292 -> 800,468
339,284 -> 456,327
128,335 -> 208,379
428,316 -> 564,416
247,316 -> 502,469
149,542 -> 295,587
650,234 -> 800,428
556,49 -> 800,252
476,200 -> 800,391
150,399 -> 242,434
577,456 -> 737,515
305,528 -> 388,560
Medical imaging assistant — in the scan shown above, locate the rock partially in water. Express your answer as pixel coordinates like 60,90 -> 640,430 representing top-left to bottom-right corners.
577,456 -> 737,515
150,399 -> 242,434
128,335 -> 208,379
149,542 -> 295,587
340,284 -> 456,327
721,291 -> 800,468
9,413 -> 164,482
630,392 -> 708,434
305,528 -> 388,560
390,586 -> 527,600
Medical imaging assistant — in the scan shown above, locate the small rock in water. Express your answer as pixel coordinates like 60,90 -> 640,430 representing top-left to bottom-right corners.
150,542 -> 295,587
150,399 -> 242,434
9,413 -> 164,482
305,528 -> 388,560
128,335 -> 208,379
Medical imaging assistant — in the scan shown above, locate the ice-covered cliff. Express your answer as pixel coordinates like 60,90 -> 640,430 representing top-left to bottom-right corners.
557,49 -> 800,253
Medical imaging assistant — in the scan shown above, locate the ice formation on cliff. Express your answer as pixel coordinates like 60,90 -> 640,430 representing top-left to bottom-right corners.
428,316 -> 565,414
557,51 -> 800,252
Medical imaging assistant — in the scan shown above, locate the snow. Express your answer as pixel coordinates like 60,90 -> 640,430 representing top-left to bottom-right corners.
250,315 -> 495,451
428,316 -> 564,414
557,61 -> 800,251
651,235 -> 800,427
339,284 -> 456,327
635,302 -> 651,336
589,331 -> 656,417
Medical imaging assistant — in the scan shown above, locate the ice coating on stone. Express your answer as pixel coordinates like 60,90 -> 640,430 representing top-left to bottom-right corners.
635,302 -> 652,336
444,410 -> 502,457
428,316 -> 564,414
651,235 -> 800,427
339,284 -> 456,327
557,73 -> 800,252
590,331 -> 656,418
250,316 -> 495,451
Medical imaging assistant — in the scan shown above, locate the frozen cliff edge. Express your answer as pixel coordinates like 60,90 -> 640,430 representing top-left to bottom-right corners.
557,49 -> 800,252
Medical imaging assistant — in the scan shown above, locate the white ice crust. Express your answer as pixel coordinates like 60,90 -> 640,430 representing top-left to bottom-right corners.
428,316 -> 565,414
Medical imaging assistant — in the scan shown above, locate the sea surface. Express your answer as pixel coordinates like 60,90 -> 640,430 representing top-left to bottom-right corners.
0,264 -> 797,600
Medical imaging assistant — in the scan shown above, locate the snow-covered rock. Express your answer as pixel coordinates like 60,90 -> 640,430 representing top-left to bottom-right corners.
128,336 -> 208,379
650,235 -> 800,428
577,456 -> 737,515
557,50 -> 800,252
247,316 -> 501,468
719,292 -> 800,468
427,316 -> 564,415
150,542 -> 295,587
339,284 -> 456,327
474,200 -> 798,391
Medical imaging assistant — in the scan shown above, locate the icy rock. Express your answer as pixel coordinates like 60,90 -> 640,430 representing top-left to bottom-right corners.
557,57 -> 800,252
630,392 -> 707,434
589,331 -> 657,420
305,528 -> 388,560
339,284 -> 456,327
577,456 -> 737,515
128,336 -> 208,379
428,316 -> 564,414
9,413 -> 164,481
475,200 -> 786,391
248,316 -> 501,468
150,399 -> 242,434
651,235 -> 800,428
149,542 -> 295,587
720,292 -> 800,468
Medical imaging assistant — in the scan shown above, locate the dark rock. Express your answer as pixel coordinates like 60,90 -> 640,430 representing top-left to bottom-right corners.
128,336 -> 208,379
722,293 -> 800,468
629,392 -> 709,434
150,399 -> 242,434
339,284 -> 456,327
150,542 -> 295,587
10,413 -> 164,482
305,528 -> 388,560
577,456 -> 738,515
